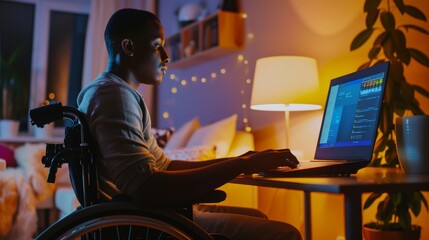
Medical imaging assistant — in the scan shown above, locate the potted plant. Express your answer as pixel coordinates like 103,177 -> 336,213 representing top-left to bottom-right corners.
363,192 -> 428,240
0,46 -> 25,137
350,0 -> 429,238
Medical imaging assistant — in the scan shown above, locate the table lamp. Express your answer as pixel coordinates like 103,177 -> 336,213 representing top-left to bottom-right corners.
250,56 -> 321,148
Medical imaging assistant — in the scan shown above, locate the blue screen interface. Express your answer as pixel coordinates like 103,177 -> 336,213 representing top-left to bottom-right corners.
318,72 -> 385,148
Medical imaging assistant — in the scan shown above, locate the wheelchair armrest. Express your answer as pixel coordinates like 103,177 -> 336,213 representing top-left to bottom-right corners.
195,190 -> 226,204
111,189 -> 226,205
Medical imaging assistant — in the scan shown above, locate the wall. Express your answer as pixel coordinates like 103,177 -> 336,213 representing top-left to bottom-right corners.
157,0 -> 429,239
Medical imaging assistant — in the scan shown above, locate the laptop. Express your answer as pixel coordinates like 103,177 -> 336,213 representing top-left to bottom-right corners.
261,61 -> 390,177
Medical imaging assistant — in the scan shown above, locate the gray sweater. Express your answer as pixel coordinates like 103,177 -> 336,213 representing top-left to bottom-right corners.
77,72 -> 170,198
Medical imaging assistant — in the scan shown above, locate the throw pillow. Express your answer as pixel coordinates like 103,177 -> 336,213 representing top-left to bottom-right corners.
186,114 -> 237,158
151,127 -> 174,148
0,144 -> 16,168
164,117 -> 201,150
164,145 -> 216,161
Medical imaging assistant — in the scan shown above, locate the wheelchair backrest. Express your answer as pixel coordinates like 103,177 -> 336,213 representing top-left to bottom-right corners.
64,118 -> 106,207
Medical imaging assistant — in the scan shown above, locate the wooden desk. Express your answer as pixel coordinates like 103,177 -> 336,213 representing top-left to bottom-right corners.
231,167 -> 429,240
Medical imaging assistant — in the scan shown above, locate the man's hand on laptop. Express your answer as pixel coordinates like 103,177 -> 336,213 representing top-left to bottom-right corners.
241,149 -> 299,174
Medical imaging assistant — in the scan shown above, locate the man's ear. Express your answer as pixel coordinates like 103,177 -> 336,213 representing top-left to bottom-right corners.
121,39 -> 134,57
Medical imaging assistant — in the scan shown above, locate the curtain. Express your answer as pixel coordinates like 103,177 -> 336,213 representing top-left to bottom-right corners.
81,0 -> 156,113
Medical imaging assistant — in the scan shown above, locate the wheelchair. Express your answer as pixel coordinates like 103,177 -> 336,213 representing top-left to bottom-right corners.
30,103 -> 229,240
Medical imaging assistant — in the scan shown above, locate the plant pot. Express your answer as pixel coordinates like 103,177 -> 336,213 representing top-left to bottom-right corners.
395,115 -> 429,174
362,224 -> 421,240
0,119 -> 20,138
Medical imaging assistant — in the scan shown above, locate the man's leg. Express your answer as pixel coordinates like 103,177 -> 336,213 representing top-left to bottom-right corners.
193,207 -> 302,240
194,204 -> 268,219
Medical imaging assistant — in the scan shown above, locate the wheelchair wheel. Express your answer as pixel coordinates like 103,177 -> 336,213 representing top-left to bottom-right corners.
35,202 -> 214,240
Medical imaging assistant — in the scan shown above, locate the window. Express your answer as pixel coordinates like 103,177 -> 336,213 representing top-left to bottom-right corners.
0,1 -> 35,130
0,0 -> 90,133
46,10 -> 88,109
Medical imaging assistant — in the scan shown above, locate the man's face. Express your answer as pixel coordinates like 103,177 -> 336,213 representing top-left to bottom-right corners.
130,20 -> 170,85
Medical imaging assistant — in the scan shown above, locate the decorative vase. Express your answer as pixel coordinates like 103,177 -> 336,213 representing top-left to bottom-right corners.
395,115 -> 429,174
0,119 -> 20,138
362,224 -> 421,240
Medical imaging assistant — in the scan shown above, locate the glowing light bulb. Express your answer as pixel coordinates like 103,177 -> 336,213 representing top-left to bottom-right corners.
162,112 -> 169,119
48,92 -> 55,100
181,80 -> 187,86
201,77 -> 207,83
245,126 -> 252,132
169,74 -> 176,80
171,87 -> 178,93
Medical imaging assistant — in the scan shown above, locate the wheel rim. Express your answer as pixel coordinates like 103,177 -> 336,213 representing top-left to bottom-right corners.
58,215 -> 193,240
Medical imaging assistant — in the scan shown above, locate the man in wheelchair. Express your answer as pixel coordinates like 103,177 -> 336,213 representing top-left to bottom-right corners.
74,8 -> 301,240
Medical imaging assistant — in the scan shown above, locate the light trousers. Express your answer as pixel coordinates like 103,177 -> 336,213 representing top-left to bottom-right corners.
193,205 -> 302,240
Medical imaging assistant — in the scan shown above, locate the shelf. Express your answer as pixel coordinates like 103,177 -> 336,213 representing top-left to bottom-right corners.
166,11 -> 245,68
0,134 -> 63,144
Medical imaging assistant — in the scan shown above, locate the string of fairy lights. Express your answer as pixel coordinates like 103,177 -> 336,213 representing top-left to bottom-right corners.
161,12 -> 253,131
162,53 -> 254,132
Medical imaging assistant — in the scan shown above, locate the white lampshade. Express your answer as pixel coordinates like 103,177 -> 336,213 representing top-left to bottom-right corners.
250,56 -> 321,111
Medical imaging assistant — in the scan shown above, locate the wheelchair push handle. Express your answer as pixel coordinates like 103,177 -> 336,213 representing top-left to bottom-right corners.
30,102 -> 63,127
30,102 -> 87,128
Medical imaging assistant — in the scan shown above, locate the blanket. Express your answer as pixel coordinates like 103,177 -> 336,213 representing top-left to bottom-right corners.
0,143 -> 55,240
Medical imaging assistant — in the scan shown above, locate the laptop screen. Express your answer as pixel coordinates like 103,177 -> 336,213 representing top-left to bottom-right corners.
315,62 -> 390,161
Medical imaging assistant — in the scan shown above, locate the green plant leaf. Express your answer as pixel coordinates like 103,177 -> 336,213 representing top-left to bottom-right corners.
397,207 -> 411,230
404,5 -> 427,21
400,81 -> 415,104
389,61 -> 405,82
373,134 -> 387,157
369,157 -> 382,166
366,9 -> 380,28
409,192 -> 421,217
401,24 -> 429,35
364,192 -> 383,209
409,48 -> 429,67
393,30 -> 410,64
393,0 -> 406,14
392,29 -> 406,50
380,11 -> 396,31
391,192 -> 402,206
409,101 -> 424,115
397,48 -> 411,65
377,196 -> 394,223
351,28 -> 375,51
413,85 -> 429,98
394,101 -> 406,116
384,140 -> 398,167
382,35 -> 394,59
418,192 -> 429,211
364,0 -> 382,12
373,32 -> 389,47
368,47 -> 381,59
379,104 -> 390,133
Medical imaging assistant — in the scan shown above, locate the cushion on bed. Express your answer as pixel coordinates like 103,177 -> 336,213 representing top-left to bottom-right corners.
164,117 -> 201,150
164,145 -> 216,161
185,114 -> 237,158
